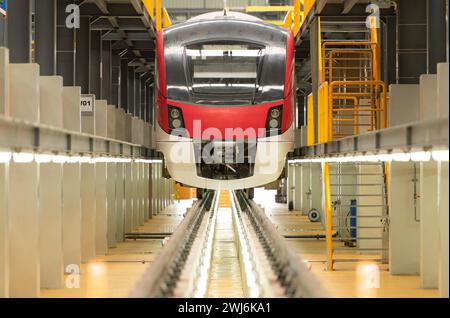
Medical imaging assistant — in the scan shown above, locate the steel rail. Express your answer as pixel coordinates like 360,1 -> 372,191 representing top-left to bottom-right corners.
233,190 -> 329,298
129,191 -> 215,297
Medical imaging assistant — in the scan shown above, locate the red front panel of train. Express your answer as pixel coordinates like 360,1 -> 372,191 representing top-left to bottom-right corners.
155,22 -> 295,140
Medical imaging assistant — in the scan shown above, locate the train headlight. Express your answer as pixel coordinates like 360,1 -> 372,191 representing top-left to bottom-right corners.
170,108 -> 180,119
269,118 -> 279,128
172,119 -> 182,129
270,108 -> 281,119
266,106 -> 282,136
168,105 -> 185,132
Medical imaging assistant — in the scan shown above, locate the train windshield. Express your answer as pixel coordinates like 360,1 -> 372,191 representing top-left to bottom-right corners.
185,42 -> 265,97
163,20 -> 287,106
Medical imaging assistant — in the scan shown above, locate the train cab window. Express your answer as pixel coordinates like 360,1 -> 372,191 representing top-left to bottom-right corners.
185,42 -> 265,100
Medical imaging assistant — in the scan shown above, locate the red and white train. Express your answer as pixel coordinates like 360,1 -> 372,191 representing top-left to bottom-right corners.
155,11 -> 295,190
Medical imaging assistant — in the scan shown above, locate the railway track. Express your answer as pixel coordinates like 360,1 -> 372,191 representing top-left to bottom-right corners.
130,190 -> 328,298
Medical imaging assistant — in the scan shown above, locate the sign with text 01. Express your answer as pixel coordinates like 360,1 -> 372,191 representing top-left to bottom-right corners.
81,94 -> 95,116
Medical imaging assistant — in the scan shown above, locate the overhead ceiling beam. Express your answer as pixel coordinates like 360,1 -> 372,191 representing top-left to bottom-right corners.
92,0 -> 109,14
316,0 -> 328,14
342,0 -> 359,14
130,0 -> 143,14
103,32 -> 152,41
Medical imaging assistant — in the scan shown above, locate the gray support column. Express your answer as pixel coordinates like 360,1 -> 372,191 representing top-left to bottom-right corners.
75,17 -> 90,94
149,164 -> 153,217
106,162 -> 117,248
39,163 -> 64,289
132,161 -> 140,227
142,81 -> 148,122
62,163 -> 82,272
389,162 -> 420,275
420,161 -> 439,288
134,71 -> 141,118
120,58 -> 129,112
138,163 -> 145,225
90,30 -> 101,98
438,161 -> 449,298
159,164 -> 163,213
8,60 -> 40,297
95,163 -> 108,255
152,163 -> 157,215
293,164 -> 302,212
56,0 -> 75,86
148,83 -> 154,126
116,163 -> 125,242
301,163 -> 311,215
81,163 -> 96,263
124,163 -> 133,232
0,162 -> 8,297
128,66 -> 135,115
101,40 -> 112,103
311,163 -> 322,219
35,0 -> 56,75
9,161 -> 39,297
145,82 -> 151,123
287,164 -> 294,210
7,0 -> 32,63
156,164 -> 161,214
111,50 -> 120,106
144,164 -> 150,220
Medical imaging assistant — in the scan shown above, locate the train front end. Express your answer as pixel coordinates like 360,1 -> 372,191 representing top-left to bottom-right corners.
156,13 -> 295,190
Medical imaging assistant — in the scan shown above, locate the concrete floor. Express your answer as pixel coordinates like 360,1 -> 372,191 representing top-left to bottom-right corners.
254,189 -> 439,298
40,201 -> 190,298
41,192 -> 439,298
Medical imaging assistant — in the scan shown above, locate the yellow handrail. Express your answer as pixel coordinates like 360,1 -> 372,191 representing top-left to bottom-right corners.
163,8 -> 172,28
143,0 -> 154,18
282,9 -> 293,29
293,0 -> 301,36
155,0 -> 162,31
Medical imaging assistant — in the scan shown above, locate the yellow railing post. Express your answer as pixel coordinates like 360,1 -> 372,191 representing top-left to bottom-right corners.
293,0 -> 301,36
282,9 -> 293,30
155,0 -> 162,31
303,0 -> 315,17
163,8 -> 172,28
143,0 -> 154,19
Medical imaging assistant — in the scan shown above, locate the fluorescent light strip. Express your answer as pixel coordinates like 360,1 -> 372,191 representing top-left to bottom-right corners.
0,150 -> 160,164
288,150 -> 449,164
13,152 -> 35,163
34,154 -> 53,163
0,151 -> 12,163
432,150 -> 449,162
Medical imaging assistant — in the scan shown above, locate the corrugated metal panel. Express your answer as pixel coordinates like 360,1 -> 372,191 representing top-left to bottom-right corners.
250,0 -> 269,5
164,0 -> 206,9
205,0 -> 223,9
164,0 -> 269,9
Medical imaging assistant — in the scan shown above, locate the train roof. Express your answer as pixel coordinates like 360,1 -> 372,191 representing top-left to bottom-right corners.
164,10 -> 287,34
163,11 -> 288,46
